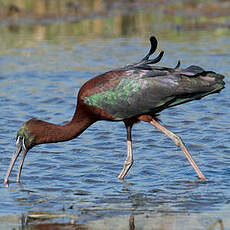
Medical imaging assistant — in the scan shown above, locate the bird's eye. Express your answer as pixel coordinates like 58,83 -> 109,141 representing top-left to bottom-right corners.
22,136 -> 27,150
16,136 -> 26,149
16,136 -> 21,146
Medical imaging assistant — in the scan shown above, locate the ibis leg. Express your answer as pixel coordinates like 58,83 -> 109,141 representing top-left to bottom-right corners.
150,119 -> 206,180
118,123 -> 133,180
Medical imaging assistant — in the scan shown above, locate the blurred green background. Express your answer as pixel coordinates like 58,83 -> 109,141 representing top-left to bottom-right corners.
0,0 -> 229,43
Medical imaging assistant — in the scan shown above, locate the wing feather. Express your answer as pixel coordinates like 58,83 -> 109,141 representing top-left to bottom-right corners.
83,67 -> 224,120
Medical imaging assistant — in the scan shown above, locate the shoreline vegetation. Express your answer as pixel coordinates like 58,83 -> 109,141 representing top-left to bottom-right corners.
1,212 -> 227,230
0,0 -> 230,31
0,0 -> 229,50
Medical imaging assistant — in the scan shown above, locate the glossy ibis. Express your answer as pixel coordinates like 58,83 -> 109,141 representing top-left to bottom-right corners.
4,36 -> 225,184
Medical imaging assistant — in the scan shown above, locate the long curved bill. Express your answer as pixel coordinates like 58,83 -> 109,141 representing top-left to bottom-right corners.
4,137 -> 28,184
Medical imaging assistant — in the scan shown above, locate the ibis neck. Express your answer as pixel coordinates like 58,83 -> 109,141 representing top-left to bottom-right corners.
35,111 -> 95,145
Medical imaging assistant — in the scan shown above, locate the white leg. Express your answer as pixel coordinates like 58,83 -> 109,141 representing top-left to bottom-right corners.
118,124 -> 133,180
150,119 -> 206,180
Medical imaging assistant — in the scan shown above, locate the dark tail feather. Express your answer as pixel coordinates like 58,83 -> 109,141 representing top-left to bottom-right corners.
139,36 -> 164,65
174,60 -> 181,69
145,51 -> 164,65
129,36 -> 164,68
141,36 -> 158,61
155,71 -> 225,112
168,72 -> 225,109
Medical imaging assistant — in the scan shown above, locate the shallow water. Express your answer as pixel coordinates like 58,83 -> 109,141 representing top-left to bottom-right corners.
0,9 -> 230,228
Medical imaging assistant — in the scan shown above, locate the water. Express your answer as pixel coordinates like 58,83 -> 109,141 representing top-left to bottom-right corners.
0,8 -> 230,229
